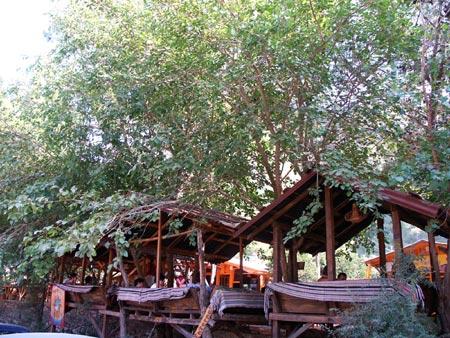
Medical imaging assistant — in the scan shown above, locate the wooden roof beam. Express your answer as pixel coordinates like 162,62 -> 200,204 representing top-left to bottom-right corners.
247,188 -> 313,241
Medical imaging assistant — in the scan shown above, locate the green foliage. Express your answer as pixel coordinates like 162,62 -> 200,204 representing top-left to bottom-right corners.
335,291 -> 438,338
335,255 -> 439,338
0,0 -> 447,287
285,187 -> 322,242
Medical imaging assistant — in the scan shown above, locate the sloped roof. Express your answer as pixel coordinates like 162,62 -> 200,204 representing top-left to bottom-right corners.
103,200 -> 248,263
235,171 -> 449,255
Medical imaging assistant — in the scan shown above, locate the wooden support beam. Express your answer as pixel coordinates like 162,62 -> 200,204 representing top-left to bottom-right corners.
213,236 -> 240,255
58,256 -> 65,283
197,230 -> 208,314
288,323 -> 313,338
239,237 -> 244,287
130,228 -> 195,244
377,218 -> 387,277
391,206 -> 403,261
80,256 -> 87,285
156,210 -> 163,285
272,222 -> 282,283
170,323 -> 195,338
280,242 -> 288,282
106,248 -> 114,287
167,253 -> 174,288
324,187 -> 336,281
288,247 -> 298,282
248,187 -> 317,241
119,302 -> 127,338
428,231 -> 441,284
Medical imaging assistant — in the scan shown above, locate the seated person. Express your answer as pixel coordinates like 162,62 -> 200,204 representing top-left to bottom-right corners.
176,273 -> 186,288
318,265 -> 328,281
337,272 -> 347,280
84,275 -> 93,285
151,279 -> 165,288
63,272 -> 77,284
134,277 -> 148,288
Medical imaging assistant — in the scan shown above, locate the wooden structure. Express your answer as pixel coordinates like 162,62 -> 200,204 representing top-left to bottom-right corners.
234,170 -> 449,337
215,255 -> 270,291
53,200 -> 250,338
365,239 -> 448,280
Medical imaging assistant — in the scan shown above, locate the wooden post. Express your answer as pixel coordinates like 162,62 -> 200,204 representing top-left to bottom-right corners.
80,255 -> 87,285
197,229 -> 208,313
239,237 -> 244,287
391,206 -> 403,261
280,242 -> 288,282
106,248 -> 114,287
119,302 -> 127,338
167,253 -> 174,287
289,247 -> 298,282
194,251 -> 214,338
58,256 -> 65,283
324,187 -> 336,281
377,218 -> 387,277
156,210 -> 163,286
272,223 -> 282,283
428,231 -> 441,284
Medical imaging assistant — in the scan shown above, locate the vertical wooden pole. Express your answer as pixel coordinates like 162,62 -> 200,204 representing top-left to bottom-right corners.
167,253 -> 174,287
106,248 -> 114,287
58,256 -> 65,283
119,302 -> 127,338
156,211 -> 163,286
377,218 -> 387,277
289,247 -> 298,282
391,206 -> 403,261
428,231 -> 441,284
324,187 -> 336,281
272,223 -> 282,283
197,229 -> 208,313
280,242 -> 288,282
80,255 -> 87,285
239,237 -> 244,287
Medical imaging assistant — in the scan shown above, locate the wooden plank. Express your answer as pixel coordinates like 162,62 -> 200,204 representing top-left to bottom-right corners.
377,218 -> 387,277
128,314 -> 200,326
269,313 -> 342,324
288,323 -> 312,338
99,310 -> 120,317
324,187 -> 336,281
391,206 -> 403,261
156,211 -> 163,285
211,313 -> 266,323
427,231 -> 441,284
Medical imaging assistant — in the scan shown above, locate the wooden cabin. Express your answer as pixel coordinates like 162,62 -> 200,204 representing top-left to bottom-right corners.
234,170 -> 450,337
365,239 -> 448,280
215,255 -> 270,291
